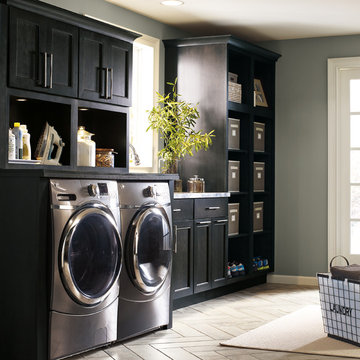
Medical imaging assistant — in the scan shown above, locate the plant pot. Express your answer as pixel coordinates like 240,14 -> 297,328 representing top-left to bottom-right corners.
159,159 -> 182,192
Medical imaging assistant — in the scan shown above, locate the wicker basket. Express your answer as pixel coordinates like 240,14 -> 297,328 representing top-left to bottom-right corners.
228,82 -> 242,103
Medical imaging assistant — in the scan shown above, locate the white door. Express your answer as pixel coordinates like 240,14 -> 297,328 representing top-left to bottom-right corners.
328,58 -> 360,266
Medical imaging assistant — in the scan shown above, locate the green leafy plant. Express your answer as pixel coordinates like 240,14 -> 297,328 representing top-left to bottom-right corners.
147,80 -> 215,173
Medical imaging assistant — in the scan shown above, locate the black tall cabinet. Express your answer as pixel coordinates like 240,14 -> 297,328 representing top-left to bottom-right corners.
165,36 -> 280,285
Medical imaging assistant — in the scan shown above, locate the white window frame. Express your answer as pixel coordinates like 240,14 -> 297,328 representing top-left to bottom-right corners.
129,35 -> 160,173
328,57 -> 360,265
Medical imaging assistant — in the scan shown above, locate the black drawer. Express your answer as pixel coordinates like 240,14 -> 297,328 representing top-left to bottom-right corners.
194,198 -> 227,219
172,199 -> 193,221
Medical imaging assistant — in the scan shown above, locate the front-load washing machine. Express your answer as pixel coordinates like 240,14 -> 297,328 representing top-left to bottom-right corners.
117,181 -> 173,341
49,179 -> 122,360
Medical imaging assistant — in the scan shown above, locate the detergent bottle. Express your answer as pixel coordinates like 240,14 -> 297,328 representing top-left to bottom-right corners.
20,124 -> 31,160
12,122 -> 23,159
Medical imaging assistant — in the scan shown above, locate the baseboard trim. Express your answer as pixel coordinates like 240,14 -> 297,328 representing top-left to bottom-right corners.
267,274 -> 318,286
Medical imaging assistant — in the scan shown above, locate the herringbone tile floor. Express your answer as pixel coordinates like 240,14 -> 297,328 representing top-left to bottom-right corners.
69,283 -> 352,360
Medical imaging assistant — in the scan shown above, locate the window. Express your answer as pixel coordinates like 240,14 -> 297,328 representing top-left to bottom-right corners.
129,36 -> 159,173
328,57 -> 360,264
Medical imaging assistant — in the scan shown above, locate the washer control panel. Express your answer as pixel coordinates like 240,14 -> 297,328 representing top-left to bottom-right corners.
50,179 -> 119,209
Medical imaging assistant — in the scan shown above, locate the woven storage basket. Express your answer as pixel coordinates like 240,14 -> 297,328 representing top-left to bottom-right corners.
228,82 -> 242,103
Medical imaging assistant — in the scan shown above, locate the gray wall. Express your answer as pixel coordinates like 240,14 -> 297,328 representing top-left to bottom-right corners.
260,35 -> 360,276
40,0 -> 190,93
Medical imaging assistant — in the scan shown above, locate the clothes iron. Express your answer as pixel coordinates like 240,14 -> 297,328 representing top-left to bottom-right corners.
34,122 -> 65,165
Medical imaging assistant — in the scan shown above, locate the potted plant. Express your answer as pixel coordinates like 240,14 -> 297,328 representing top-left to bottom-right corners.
147,80 -> 215,174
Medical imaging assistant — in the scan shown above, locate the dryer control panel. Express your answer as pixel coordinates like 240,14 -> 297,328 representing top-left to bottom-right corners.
118,182 -> 170,207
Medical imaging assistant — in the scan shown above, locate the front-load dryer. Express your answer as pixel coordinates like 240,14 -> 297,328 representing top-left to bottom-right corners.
117,181 -> 173,341
49,179 -> 122,360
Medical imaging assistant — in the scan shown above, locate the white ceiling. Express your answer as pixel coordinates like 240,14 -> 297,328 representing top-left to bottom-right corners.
106,0 -> 360,42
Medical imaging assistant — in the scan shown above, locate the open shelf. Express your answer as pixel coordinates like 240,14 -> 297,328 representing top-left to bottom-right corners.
78,106 -> 128,169
228,101 -> 250,113
9,95 -> 71,166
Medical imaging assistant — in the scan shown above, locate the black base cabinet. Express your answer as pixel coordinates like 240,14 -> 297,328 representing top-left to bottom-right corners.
173,219 -> 194,299
172,197 -> 228,299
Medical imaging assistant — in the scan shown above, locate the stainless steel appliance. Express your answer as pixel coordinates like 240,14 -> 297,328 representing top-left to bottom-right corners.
117,181 -> 172,341
49,179 -> 122,360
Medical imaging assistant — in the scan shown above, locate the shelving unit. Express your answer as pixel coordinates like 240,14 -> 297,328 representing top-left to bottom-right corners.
164,35 -> 280,291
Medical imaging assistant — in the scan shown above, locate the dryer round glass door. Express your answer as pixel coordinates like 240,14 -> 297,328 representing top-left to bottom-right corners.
127,205 -> 171,294
59,203 -> 122,306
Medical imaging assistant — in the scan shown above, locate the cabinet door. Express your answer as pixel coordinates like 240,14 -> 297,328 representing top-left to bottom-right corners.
194,220 -> 212,293
46,19 -> 78,97
106,37 -> 132,106
9,8 -> 77,97
211,219 -> 228,288
9,8 -> 47,91
79,30 -> 132,106
172,220 -> 193,299
79,29 -> 107,102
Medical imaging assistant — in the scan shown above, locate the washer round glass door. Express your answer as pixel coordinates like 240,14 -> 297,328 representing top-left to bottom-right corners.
59,203 -> 122,306
127,204 -> 171,295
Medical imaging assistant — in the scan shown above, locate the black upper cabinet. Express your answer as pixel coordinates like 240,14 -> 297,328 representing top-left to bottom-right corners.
9,7 -> 78,97
79,29 -> 132,106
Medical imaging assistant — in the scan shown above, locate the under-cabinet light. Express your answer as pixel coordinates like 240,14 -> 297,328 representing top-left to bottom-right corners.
16,98 -> 27,102
79,107 -> 89,111
161,1 -> 184,6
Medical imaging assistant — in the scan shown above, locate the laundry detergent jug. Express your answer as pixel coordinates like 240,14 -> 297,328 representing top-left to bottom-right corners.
77,126 -> 95,167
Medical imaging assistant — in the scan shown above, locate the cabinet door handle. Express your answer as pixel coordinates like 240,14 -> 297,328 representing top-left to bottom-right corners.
216,219 -> 228,223
105,67 -> 109,99
197,220 -> 211,225
43,52 -> 48,88
49,53 -> 53,89
206,206 -> 220,210
173,208 -> 182,212
108,68 -> 113,99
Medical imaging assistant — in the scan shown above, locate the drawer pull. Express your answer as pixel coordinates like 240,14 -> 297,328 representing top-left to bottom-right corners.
173,208 -> 182,212
197,220 -> 211,225
216,219 -> 228,223
206,206 -> 220,210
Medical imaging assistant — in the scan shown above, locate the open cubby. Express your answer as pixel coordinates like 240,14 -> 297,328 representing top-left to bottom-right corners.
228,48 -> 252,106
253,233 -> 274,271
254,60 -> 275,111
228,236 -> 250,274
78,107 -> 128,169
9,96 -> 71,166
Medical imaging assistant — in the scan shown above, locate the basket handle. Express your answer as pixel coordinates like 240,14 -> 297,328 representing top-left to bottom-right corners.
330,255 -> 349,267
